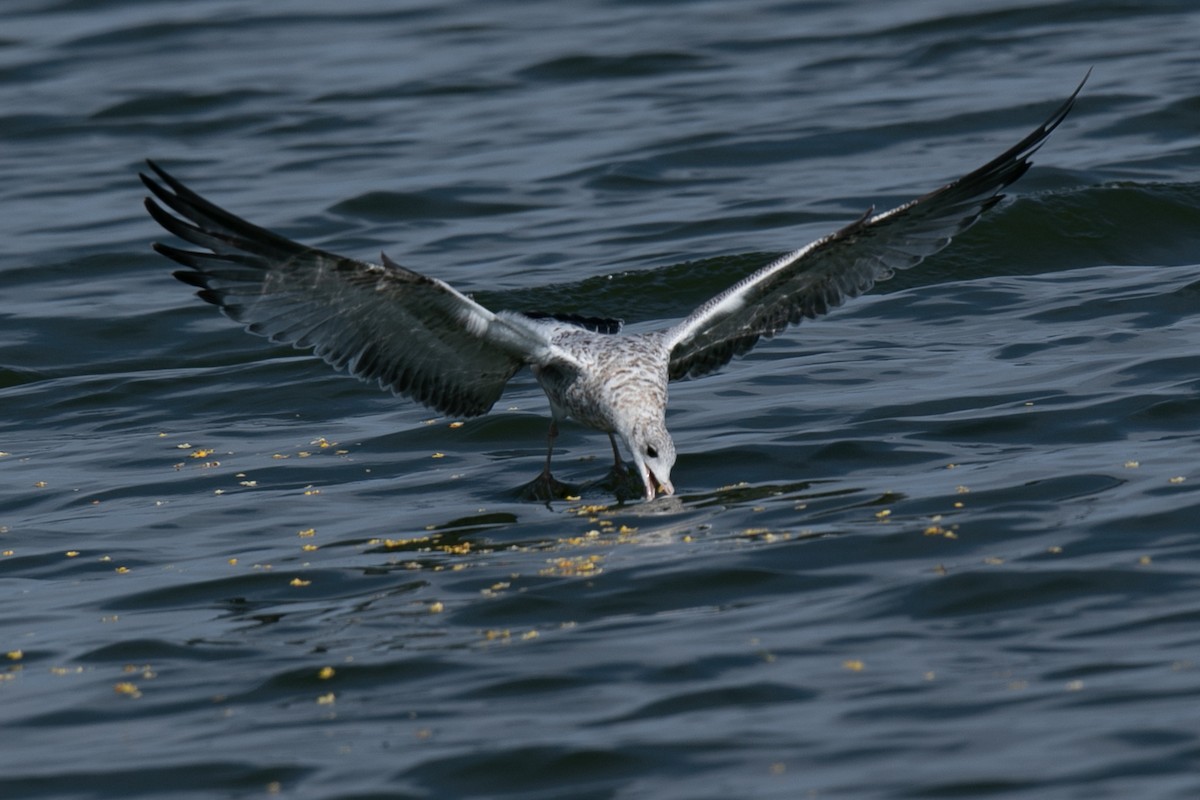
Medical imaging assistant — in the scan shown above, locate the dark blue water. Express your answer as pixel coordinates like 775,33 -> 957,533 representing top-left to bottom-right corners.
4,1 -> 1200,798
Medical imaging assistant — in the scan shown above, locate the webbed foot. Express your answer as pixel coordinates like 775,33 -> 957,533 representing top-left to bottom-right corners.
516,471 -> 581,503
598,463 -> 644,503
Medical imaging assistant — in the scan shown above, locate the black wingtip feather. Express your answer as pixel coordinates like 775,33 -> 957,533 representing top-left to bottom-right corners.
144,195 -> 208,247
142,159 -> 312,260
951,69 -> 1087,194
171,268 -> 208,288
152,241 -> 207,270
196,289 -> 226,307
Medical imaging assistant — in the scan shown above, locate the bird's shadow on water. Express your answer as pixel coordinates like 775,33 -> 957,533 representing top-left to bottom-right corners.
511,464 -> 647,505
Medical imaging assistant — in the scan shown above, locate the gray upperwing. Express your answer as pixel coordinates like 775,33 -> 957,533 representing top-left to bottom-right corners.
143,160 -> 552,417
664,74 -> 1086,382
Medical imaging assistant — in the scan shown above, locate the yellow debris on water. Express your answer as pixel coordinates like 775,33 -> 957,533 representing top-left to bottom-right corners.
377,536 -> 433,550
570,504 -> 610,516
540,554 -> 602,577
113,681 -> 141,698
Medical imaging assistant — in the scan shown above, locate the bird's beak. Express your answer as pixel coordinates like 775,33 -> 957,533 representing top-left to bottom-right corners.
644,467 -> 674,501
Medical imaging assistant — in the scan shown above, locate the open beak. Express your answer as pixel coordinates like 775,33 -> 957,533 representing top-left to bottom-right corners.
643,467 -> 674,501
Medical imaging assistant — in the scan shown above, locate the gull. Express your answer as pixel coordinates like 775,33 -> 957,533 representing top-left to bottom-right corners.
142,77 -> 1083,502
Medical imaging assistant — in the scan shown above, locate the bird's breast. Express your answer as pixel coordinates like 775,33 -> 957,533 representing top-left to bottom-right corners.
536,332 -> 669,433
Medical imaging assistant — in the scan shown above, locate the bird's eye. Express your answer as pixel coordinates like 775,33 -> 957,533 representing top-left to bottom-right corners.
646,445 -> 659,459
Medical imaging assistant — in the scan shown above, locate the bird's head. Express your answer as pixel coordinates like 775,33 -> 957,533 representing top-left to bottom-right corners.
621,416 -> 676,501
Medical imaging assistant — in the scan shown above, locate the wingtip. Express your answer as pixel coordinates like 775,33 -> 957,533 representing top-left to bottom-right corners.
139,163 -> 180,207
1046,68 -> 1091,133
141,158 -> 188,196
171,268 -> 208,288
141,158 -> 167,185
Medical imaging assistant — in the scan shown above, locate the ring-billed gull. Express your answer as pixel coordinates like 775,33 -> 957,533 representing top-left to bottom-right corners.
142,77 -> 1084,502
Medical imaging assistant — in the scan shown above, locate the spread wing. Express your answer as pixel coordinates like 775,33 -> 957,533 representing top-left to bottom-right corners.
664,74 -> 1086,381
141,160 -> 553,418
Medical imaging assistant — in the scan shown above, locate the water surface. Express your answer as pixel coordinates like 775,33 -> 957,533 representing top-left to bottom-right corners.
3,1 -> 1200,798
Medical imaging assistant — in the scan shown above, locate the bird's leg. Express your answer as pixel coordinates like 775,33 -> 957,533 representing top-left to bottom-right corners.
518,418 -> 573,502
603,432 -> 640,501
542,419 -> 560,480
